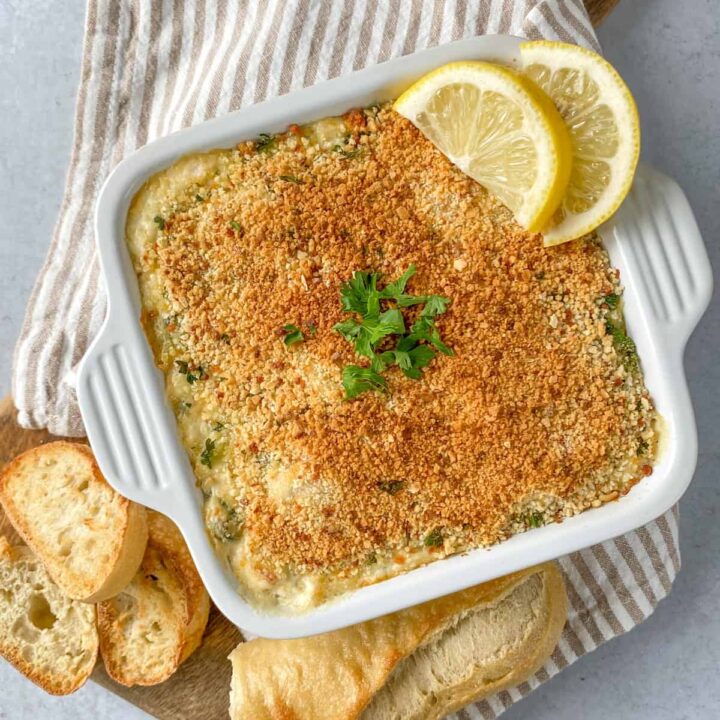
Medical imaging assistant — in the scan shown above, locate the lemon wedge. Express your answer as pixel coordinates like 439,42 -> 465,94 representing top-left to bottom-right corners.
394,61 -> 571,233
521,41 -> 641,245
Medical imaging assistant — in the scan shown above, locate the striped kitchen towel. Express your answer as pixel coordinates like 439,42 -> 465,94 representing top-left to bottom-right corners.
10,1 -> 680,717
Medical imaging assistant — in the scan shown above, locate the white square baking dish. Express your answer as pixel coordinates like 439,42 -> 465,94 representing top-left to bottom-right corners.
77,34 -> 712,638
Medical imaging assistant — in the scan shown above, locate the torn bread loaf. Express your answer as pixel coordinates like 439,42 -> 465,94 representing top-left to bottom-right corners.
0,536 -> 98,695
229,563 -> 566,720
98,510 -> 210,686
0,442 -> 148,602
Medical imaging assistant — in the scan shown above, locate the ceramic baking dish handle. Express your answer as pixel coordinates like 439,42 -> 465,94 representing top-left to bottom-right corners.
77,315 -> 193,510
604,164 -> 713,350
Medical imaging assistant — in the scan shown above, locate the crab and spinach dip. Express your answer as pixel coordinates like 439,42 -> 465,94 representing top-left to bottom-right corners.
126,105 -> 657,613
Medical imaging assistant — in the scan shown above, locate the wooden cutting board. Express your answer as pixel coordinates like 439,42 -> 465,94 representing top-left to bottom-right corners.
585,0 -> 619,26
0,3 -> 620,716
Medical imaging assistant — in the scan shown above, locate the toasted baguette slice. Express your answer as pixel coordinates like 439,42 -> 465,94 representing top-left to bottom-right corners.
98,510 -> 210,686
0,442 -> 148,602
143,511 -> 210,663
0,536 -> 98,695
229,563 -> 567,720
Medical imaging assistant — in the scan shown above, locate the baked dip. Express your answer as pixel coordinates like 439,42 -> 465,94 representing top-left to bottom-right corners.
126,105 -> 657,613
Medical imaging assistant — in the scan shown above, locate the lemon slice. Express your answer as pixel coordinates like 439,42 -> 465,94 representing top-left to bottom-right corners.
394,61 -> 571,232
521,41 -> 641,245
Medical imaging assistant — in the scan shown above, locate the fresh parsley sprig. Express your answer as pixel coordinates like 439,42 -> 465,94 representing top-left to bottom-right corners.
333,265 -> 453,398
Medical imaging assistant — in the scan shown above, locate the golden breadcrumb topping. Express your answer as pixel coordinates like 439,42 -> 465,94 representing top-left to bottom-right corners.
127,105 -> 656,612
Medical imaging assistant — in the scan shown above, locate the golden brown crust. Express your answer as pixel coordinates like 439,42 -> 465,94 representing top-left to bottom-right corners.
228,563 -> 567,720
0,442 -> 148,602
129,105 -> 656,607
84,499 -> 149,602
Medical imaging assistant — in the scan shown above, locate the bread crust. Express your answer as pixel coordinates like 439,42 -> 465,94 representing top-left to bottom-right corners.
228,563 -> 567,720
84,498 -> 149,602
0,442 -> 148,602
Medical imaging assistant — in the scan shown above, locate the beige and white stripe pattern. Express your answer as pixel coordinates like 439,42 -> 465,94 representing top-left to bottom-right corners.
10,2 -> 679,716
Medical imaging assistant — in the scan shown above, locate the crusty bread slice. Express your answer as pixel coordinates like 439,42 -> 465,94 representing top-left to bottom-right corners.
0,442 -> 148,602
0,536 -> 98,695
143,511 -> 210,663
229,562 -> 567,720
98,510 -> 210,686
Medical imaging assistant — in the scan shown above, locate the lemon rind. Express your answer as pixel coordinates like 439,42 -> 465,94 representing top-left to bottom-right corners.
520,41 -> 641,245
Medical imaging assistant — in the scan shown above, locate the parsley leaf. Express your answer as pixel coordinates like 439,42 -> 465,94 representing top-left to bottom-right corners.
229,220 -> 242,232
402,345 -> 436,379
421,295 -> 451,318
370,351 -> 396,374
339,271 -> 379,315
352,309 -> 406,358
377,265 -> 450,314
333,317 -> 362,342
342,365 -> 387,399
282,324 -> 305,347
279,175 -> 304,184
200,438 -> 216,467
333,144 -> 362,160
605,320 -> 639,373
153,215 -> 165,230
393,350 -> 412,372
526,511 -> 544,528
175,359 -> 203,384
256,133 -> 277,153
424,528 -> 443,547
399,317 -> 454,356
333,266 -> 453,397
379,264 -> 416,299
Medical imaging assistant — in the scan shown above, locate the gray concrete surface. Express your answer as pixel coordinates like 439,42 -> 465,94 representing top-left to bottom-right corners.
0,0 -> 718,718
